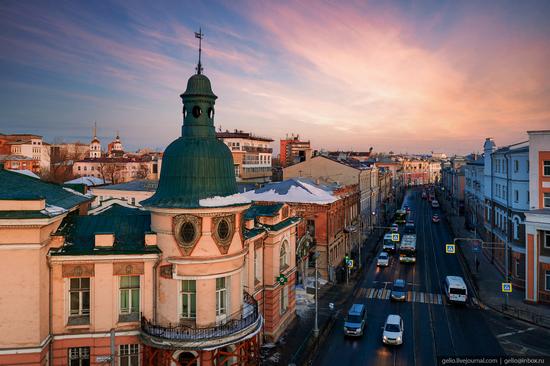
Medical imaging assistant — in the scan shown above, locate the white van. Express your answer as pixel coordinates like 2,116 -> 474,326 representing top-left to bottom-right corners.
444,276 -> 468,303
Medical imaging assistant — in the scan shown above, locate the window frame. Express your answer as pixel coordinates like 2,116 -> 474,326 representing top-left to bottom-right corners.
119,275 -> 140,319
280,285 -> 289,314
216,277 -> 227,317
543,160 -> 550,177
69,278 -> 90,320
544,193 -> 550,209
68,346 -> 90,366
119,344 -> 139,366
279,240 -> 289,272
546,270 -> 550,291
180,280 -> 197,319
544,231 -> 550,249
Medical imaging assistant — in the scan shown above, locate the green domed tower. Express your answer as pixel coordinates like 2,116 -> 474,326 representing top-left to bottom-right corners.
141,69 -> 238,208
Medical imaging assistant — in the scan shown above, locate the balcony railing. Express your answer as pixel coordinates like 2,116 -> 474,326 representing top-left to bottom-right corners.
242,146 -> 273,154
141,292 -> 259,342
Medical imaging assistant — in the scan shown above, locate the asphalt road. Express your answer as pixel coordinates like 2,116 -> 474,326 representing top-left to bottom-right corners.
314,187 -> 503,366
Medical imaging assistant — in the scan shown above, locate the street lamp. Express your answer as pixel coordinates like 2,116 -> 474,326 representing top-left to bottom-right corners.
313,251 -> 320,338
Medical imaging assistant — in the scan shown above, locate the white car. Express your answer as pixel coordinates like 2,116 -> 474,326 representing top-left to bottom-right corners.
382,314 -> 404,345
377,252 -> 390,267
391,223 -> 399,232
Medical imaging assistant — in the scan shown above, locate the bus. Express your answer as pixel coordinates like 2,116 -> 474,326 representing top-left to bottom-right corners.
399,234 -> 416,263
395,209 -> 407,224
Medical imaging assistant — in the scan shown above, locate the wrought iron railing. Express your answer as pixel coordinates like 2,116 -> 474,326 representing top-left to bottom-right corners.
141,292 -> 259,342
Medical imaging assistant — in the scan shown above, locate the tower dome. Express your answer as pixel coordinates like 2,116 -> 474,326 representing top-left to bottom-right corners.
141,72 -> 239,208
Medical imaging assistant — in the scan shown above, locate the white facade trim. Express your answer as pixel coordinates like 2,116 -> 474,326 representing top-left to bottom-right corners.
53,330 -> 140,340
0,335 -> 51,355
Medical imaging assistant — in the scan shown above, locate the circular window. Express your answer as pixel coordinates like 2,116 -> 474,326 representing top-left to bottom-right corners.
183,107 -> 187,118
192,106 -> 202,118
208,107 -> 214,119
217,219 -> 230,241
181,222 -> 196,244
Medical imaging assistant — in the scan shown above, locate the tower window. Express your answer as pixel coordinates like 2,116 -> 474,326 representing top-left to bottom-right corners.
217,219 -> 230,240
192,106 -> 202,118
208,107 -> 214,119
183,107 -> 187,118
181,222 -> 196,243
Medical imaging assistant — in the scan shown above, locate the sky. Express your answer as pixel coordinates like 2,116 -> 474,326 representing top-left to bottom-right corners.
1,0 -> 549,155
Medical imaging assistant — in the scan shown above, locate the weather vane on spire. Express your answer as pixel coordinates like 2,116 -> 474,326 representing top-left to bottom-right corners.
194,28 -> 204,74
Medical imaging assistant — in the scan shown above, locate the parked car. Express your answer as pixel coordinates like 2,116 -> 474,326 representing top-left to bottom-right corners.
432,214 -> 440,223
421,191 -> 427,199
391,223 -> 399,232
431,200 -> 440,208
382,314 -> 404,345
404,222 -> 415,234
344,303 -> 367,336
391,279 -> 407,301
383,233 -> 396,252
377,252 -> 390,267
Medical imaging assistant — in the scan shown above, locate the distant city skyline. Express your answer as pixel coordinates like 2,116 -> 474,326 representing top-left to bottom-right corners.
1,0 -> 549,154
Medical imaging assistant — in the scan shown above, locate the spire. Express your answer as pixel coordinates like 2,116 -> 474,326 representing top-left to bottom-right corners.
93,121 -> 97,138
194,28 -> 204,74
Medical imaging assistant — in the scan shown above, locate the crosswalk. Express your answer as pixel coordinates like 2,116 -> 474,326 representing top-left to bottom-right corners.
356,287 -> 446,305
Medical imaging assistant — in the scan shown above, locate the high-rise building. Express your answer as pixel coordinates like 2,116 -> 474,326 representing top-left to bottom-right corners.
279,134 -> 311,167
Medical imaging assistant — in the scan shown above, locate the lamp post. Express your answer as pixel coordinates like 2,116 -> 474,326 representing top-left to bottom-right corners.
313,251 -> 320,338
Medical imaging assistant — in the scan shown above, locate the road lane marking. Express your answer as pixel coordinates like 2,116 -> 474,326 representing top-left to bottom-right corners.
366,288 -> 374,298
384,290 -> 391,300
496,327 -> 535,339
420,292 -> 425,303
437,294 -> 442,304
407,291 -> 412,301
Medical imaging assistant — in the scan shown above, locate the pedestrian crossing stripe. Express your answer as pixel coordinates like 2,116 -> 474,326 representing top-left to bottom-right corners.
360,288 -> 446,305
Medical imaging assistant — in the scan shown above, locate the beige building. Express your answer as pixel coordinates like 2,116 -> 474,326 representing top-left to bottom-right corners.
283,155 -> 380,233
0,133 -> 50,172
216,130 -> 273,183
90,179 -> 158,207
73,156 -> 161,183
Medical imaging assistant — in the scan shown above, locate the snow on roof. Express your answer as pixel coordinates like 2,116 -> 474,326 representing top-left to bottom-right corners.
242,178 -> 337,204
8,169 -> 40,179
64,176 -> 107,186
199,193 -> 252,207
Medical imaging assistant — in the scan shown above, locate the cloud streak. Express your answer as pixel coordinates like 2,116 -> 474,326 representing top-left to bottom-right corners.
0,0 -> 548,153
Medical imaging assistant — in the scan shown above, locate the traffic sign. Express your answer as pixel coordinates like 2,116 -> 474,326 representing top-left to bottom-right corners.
391,233 -> 400,242
347,259 -> 354,269
502,283 -> 512,293
276,274 -> 288,285
445,244 -> 456,254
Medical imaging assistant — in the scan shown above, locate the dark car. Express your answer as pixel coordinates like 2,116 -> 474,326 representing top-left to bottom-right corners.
391,279 -> 407,301
432,214 -> 440,223
404,222 -> 415,234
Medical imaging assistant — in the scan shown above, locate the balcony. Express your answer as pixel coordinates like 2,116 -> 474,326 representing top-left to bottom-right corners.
242,146 -> 273,154
140,292 -> 262,349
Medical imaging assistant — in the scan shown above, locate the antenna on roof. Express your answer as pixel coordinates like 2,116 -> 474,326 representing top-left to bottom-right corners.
194,28 -> 204,74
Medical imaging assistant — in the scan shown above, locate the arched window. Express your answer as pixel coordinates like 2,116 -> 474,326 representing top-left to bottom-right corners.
280,240 -> 289,271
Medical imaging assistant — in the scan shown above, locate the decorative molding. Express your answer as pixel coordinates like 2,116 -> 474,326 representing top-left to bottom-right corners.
160,264 -> 173,279
173,214 -> 202,255
62,263 -> 94,277
113,262 -> 144,276
211,214 -> 235,254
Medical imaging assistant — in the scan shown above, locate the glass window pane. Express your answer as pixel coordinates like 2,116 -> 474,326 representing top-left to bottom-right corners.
70,278 -> 79,290
120,276 -> 129,288
182,295 -> 189,316
82,291 -> 90,313
120,289 -> 129,312
131,289 -> 139,313
130,276 -> 140,288
81,278 -> 90,289
190,293 -> 196,317
70,292 -> 79,314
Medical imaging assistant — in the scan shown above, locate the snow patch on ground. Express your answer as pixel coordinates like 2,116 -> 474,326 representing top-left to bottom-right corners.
199,193 -> 251,207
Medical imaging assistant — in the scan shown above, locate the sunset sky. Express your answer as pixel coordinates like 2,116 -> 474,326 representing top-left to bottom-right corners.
1,0 -> 549,154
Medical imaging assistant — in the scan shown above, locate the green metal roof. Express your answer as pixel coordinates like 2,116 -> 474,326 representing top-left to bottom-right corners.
0,167 -> 93,217
244,203 -> 284,220
51,210 -> 159,256
263,217 -> 301,232
142,72 -> 238,209
243,227 -> 266,240
0,210 -> 49,219
96,203 -> 147,216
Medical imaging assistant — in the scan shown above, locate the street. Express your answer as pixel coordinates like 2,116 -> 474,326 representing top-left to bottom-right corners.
314,187 -> 503,365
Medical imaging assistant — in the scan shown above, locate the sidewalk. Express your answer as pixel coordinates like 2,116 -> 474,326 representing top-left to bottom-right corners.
436,190 -> 550,329
261,229 -> 384,366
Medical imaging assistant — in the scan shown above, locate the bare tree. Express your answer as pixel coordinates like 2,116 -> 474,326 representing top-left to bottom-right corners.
98,162 -> 126,184
41,146 -> 81,183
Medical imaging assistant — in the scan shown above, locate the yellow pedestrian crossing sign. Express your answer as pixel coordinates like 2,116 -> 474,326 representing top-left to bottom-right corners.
391,233 -> 400,242
502,283 -> 512,293
445,244 -> 455,254
347,259 -> 354,269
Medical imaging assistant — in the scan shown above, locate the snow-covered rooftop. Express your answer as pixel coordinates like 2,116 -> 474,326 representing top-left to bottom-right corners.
199,193 -> 251,207
64,176 -> 108,186
242,178 -> 338,204
8,169 -> 40,179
